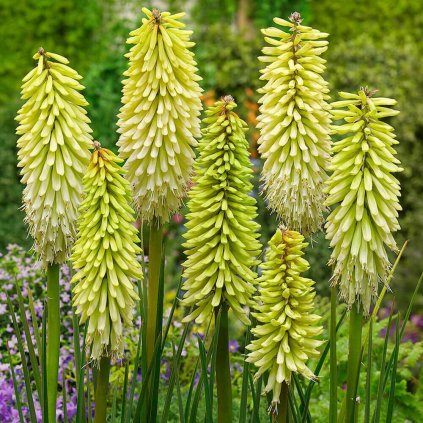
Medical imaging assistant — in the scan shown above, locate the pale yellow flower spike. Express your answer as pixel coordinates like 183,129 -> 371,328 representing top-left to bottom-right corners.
117,8 -> 203,223
257,12 -> 331,236
16,48 -> 92,266
325,88 -> 402,314
247,227 -> 323,409
71,143 -> 143,361
181,97 -> 262,326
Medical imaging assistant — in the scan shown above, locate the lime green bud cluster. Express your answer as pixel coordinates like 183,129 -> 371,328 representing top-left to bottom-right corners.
117,7 -> 202,223
16,48 -> 92,265
247,228 -> 323,408
257,12 -> 331,236
325,89 -> 402,313
181,97 -> 261,325
71,145 -> 142,361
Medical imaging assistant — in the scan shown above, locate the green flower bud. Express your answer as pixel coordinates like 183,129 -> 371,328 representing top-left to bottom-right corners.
325,88 -> 402,313
71,144 -> 142,361
16,48 -> 92,265
247,228 -> 323,408
181,96 -> 261,325
117,8 -> 203,223
257,13 -> 331,235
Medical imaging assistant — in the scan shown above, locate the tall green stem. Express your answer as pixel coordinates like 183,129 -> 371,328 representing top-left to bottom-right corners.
216,304 -> 232,423
346,305 -> 363,423
146,220 -> 163,419
147,220 -> 163,366
94,356 -> 111,423
276,382 -> 289,423
329,286 -> 338,423
47,263 -> 60,423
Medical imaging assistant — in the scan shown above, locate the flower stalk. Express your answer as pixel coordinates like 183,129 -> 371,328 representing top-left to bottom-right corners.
325,87 -> 401,422
215,304 -> 232,423
345,306 -> 363,423
146,219 -> 163,418
329,285 -> 338,423
276,382 -> 289,423
94,356 -> 111,423
325,88 -> 402,313
46,262 -> 60,423
146,221 -> 163,365
181,96 -> 261,422
16,48 -> 92,422
118,10 -> 202,412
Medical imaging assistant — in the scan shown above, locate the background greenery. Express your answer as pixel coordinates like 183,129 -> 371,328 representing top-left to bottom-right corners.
1,0 -> 422,308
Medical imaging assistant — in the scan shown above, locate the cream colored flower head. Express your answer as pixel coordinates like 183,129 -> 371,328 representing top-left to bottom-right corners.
247,227 -> 323,410
257,12 -> 331,236
71,143 -> 142,361
181,96 -> 262,325
117,7 -> 203,223
16,48 -> 92,265
325,88 -> 402,314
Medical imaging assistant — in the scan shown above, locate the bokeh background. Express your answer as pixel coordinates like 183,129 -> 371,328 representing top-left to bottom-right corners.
1,0 -> 422,308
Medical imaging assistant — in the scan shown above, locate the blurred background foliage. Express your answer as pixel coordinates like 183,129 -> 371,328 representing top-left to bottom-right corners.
1,0 -> 422,308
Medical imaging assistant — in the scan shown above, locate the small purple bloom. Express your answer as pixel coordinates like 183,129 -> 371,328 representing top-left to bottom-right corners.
229,340 -> 239,353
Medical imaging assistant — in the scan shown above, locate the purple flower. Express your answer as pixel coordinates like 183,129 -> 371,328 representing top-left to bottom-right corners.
411,314 -> 423,329
192,332 -> 204,341
403,332 -> 419,344
229,340 -> 239,353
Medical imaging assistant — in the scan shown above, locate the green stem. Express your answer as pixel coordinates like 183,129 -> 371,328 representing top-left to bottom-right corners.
276,382 -> 289,423
146,221 -> 163,366
47,263 -> 60,423
215,304 -> 232,423
94,356 -> 111,423
345,305 -> 363,423
146,220 -> 163,417
329,286 -> 338,423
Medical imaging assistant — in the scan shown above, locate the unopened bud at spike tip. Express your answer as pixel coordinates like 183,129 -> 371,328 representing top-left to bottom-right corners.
289,11 -> 302,24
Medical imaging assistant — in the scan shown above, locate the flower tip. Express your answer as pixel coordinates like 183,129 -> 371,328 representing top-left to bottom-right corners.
93,140 -> 102,150
289,11 -> 302,24
151,8 -> 161,23
222,94 -> 235,103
